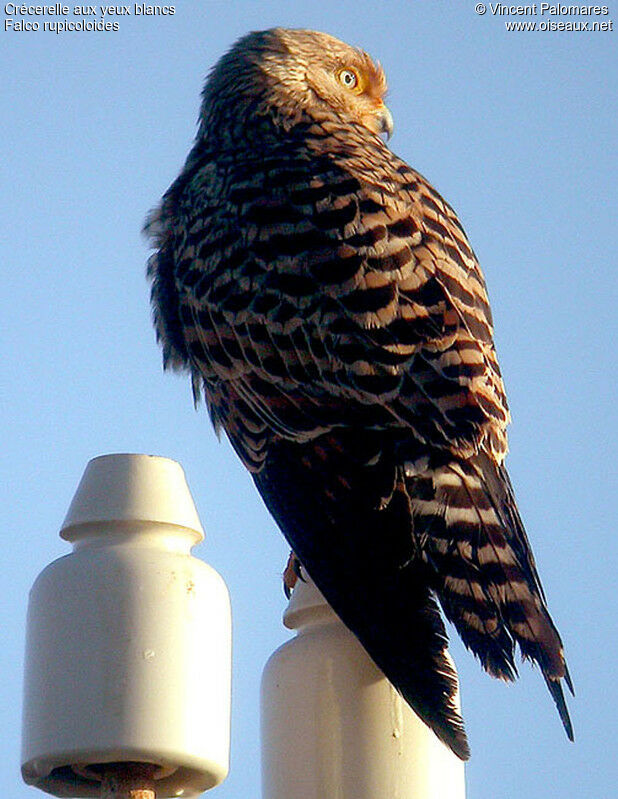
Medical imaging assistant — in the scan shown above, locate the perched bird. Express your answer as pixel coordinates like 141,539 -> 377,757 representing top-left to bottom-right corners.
145,28 -> 573,759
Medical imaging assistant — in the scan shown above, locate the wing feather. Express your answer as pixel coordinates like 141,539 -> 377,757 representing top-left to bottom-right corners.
150,138 -> 509,470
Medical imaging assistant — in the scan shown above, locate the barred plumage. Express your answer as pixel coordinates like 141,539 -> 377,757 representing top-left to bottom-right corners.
146,28 -> 573,758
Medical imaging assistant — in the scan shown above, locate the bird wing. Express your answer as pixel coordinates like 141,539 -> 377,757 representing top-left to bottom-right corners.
155,133 -> 510,467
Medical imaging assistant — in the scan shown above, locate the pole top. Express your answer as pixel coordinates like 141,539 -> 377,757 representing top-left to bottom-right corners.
60,454 -> 204,542
22,454 -> 231,798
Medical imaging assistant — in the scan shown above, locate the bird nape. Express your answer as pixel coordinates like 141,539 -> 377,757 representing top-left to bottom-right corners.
145,27 -> 573,759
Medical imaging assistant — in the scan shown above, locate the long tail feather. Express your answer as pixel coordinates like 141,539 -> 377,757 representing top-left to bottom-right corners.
254,433 -> 471,759
406,451 -> 573,739
252,429 -> 572,756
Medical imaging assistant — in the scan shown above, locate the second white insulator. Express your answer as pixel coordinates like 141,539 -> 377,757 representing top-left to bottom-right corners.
261,574 -> 465,799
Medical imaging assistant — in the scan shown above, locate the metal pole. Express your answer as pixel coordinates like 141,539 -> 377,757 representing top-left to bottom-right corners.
100,763 -> 157,799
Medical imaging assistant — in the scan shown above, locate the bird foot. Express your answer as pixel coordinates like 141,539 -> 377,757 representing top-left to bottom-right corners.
283,551 -> 305,598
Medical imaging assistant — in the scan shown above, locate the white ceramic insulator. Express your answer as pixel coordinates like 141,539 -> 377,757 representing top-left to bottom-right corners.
261,574 -> 465,799
21,454 -> 232,798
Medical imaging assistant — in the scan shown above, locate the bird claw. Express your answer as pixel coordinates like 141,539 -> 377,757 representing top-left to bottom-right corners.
283,551 -> 305,598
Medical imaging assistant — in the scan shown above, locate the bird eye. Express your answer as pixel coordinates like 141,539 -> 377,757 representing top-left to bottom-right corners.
338,68 -> 359,90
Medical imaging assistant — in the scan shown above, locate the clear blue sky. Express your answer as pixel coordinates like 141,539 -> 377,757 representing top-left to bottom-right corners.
2,2 -> 616,797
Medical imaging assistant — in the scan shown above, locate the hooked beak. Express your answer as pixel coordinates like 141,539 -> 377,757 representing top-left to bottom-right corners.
377,104 -> 394,140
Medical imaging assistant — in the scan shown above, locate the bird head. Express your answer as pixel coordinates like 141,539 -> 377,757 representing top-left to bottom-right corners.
200,28 -> 393,142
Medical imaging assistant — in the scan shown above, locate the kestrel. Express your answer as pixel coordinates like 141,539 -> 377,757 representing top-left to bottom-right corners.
145,28 -> 573,758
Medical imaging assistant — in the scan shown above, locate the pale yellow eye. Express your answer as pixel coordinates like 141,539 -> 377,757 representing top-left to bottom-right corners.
338,68 -> 359,90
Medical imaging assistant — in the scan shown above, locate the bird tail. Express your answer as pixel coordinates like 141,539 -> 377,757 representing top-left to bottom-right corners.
406,451 -> 574,740
253,432 -> 573,759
